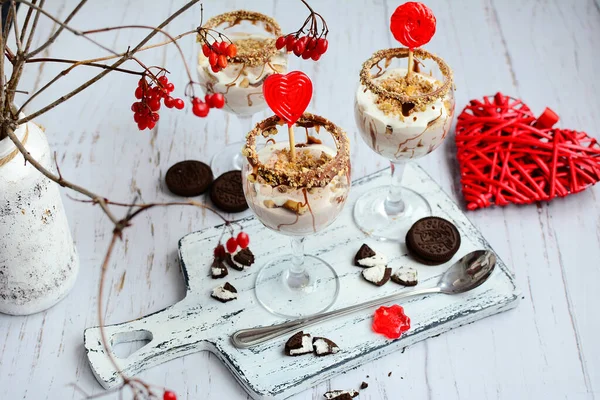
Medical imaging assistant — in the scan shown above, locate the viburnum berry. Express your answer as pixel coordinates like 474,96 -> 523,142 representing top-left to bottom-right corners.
163,391 -> 177,400
210,93 -> 225,109
285,35 -> 296,52
202,43 -> 211,57
134,86 -> 143,99
226,237 -> 238,253
316,38 -> 328,55
173,98 -> 185,110
211,64 -> 220,73
149,98 -> 161,112
311,51 -> 321,61
192,100 -> 209,117
236,232 -> 249,249
214,244 -> 226,259
217,54 -> 228,69
208,52 -> 218,67
301,49 -> 312,60
226,43 -> 237,58
293,41 -> 305,57
164,96 -> 175,108
275,36 -> 286,50
158,76 -> 168,86
166,82 -> 175,92
219,41 -> 229,54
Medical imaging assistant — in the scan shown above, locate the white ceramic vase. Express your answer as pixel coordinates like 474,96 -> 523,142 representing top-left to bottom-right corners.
0,121 -> 79,315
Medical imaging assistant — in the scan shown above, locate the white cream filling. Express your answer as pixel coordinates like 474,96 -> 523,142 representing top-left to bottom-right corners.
324,390 -> 359,399
394,267 -> 418,283
314,338 -> 339,355
357,253 -> 387,267
289,335 -> 313,355
211,266 -> 224,276
211,285 -> 237,300
362,265 -> 387,283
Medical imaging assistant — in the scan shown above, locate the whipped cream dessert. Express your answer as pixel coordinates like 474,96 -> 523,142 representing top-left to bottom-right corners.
242,142 -> 350,236
355,67 -> 454,161
198,33 -> 287,116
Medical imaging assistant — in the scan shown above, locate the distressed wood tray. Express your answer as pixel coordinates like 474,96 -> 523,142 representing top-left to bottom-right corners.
84,165 -> 520,399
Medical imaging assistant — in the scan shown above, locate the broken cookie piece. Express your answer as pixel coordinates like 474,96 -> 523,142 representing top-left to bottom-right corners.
313,337 -> 340,356
323,390 -> 359,399
210,282 -> 237,303
361,265 -> 392,286
284,331 -> 313,356
360,382 -> 368,390
211,258 -> 228,279
391,267 -> 418,286
225,247 -> 255,271
354,243 -> 387,267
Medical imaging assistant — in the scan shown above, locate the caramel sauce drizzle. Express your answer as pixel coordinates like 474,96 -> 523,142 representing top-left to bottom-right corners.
302,188 -> 316,233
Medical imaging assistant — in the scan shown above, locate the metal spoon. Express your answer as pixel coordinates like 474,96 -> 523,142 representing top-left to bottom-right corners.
231,250 -> 496,349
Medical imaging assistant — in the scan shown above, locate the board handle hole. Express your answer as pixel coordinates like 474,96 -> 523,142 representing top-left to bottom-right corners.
110,329 -> 153,359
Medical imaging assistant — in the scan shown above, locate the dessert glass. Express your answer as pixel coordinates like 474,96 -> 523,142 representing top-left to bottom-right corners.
354,48 -> 454,241
198,11 -> 288,176
242,113 -> 351,317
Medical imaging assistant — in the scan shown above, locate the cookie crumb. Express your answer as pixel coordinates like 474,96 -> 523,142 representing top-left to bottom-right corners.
360,382 -> 368,390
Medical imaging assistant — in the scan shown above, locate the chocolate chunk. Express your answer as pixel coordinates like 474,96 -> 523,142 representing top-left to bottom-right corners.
165,160 -> 213,197
313,337 -> 340,356
211,282 -> 237,303
360,382 -> 368,390
225,248 -> 255,271
354,244 -> 387,267
284,331 -> 313,356
406,216 -> 461,265
323,390 -> 359,399
391,267 -> 418,286
210,170 -> 248,213
211,258 -> 228,279
361,265 -> 392,286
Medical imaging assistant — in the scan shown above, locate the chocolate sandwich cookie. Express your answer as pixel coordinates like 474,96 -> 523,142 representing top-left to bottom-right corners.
313,337 -> 340,356
211,258 -> 228,279
225,248 -> 255,271
391,267 -> 418,286
284,331 -> 313,356
323,390 -> 359,400
361,265 -> 392,286
165,160 -> 213,197
406,216 -> 461,265
211,282 -> 237,303
210,170 -> 248,213
354,243 -> 387,267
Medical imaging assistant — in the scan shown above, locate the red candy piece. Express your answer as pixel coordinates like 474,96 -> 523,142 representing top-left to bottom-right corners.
455,93 -> 600,210
390,2 -> 436,49
372,305 -> 411,339
263,71 -> 313,127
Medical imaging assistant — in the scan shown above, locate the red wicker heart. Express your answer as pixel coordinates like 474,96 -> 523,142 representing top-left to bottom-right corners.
455,93 -> 600,210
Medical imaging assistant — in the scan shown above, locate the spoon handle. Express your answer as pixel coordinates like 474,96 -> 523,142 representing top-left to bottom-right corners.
231,286 -> 441,348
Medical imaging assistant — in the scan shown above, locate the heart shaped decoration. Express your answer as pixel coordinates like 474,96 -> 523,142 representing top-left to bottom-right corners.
455,92 -> 600,210
263,71 -> 313,127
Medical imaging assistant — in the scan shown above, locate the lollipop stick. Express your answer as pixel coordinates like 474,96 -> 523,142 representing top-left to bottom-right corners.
288,125 -> 296,161
406,48 -> 414,78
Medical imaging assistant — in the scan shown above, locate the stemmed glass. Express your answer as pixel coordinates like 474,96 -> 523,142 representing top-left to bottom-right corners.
354,48 -> 454,241
197,11 -> 288,176
241,113 -> 351,318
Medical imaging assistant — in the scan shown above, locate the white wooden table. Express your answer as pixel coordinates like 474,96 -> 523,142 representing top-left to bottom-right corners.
1,0 -> 599,399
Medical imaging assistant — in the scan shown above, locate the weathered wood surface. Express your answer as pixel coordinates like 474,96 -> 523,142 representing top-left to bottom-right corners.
84,165 -> 519,399
1,0 -> 599,399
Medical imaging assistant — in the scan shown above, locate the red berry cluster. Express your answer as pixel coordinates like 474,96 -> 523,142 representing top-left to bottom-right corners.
191,93 -> 225,118
214,232 -> 250,258
202,41 -> 238,73
131,75 -> 184,130
275,34 -> 328,61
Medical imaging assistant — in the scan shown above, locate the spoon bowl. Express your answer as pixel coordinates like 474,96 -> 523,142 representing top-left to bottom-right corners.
438,250 -> 497,294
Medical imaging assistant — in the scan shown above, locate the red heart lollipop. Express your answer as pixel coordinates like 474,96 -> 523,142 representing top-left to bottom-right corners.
390,2 -> 436,49
263,71 -> 313,127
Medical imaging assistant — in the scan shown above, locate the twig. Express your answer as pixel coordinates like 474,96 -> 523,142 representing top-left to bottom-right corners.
11,1 -> 23,52
19,0 -> 37,45
25,0 -> 88,58
26,57 -> 145,75
15,0 -> 200,125
23,0 -> 45,55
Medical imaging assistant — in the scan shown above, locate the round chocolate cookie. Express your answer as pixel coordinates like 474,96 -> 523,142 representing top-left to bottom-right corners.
210,170 -> 248,213
165,160 -> 213,197
406,216 -> 461,265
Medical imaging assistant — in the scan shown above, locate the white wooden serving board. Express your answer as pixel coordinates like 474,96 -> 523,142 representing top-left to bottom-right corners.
84,164 -> 520,399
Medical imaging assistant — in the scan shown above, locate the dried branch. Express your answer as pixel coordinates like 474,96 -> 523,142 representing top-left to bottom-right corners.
15,0 -> 200,125
26,57 -> 146,75
11,1 -> 23,52
18,0 -> 37,45
23,0 -> 45,55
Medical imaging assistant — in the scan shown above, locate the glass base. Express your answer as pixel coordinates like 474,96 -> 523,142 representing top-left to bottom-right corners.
353,185 -> 431,242
210,141 -> 245,177
254,254 -> 340,318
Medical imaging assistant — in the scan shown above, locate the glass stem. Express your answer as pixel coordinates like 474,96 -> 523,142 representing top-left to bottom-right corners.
384,161 -> 407,216
286,237 -> 309,289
